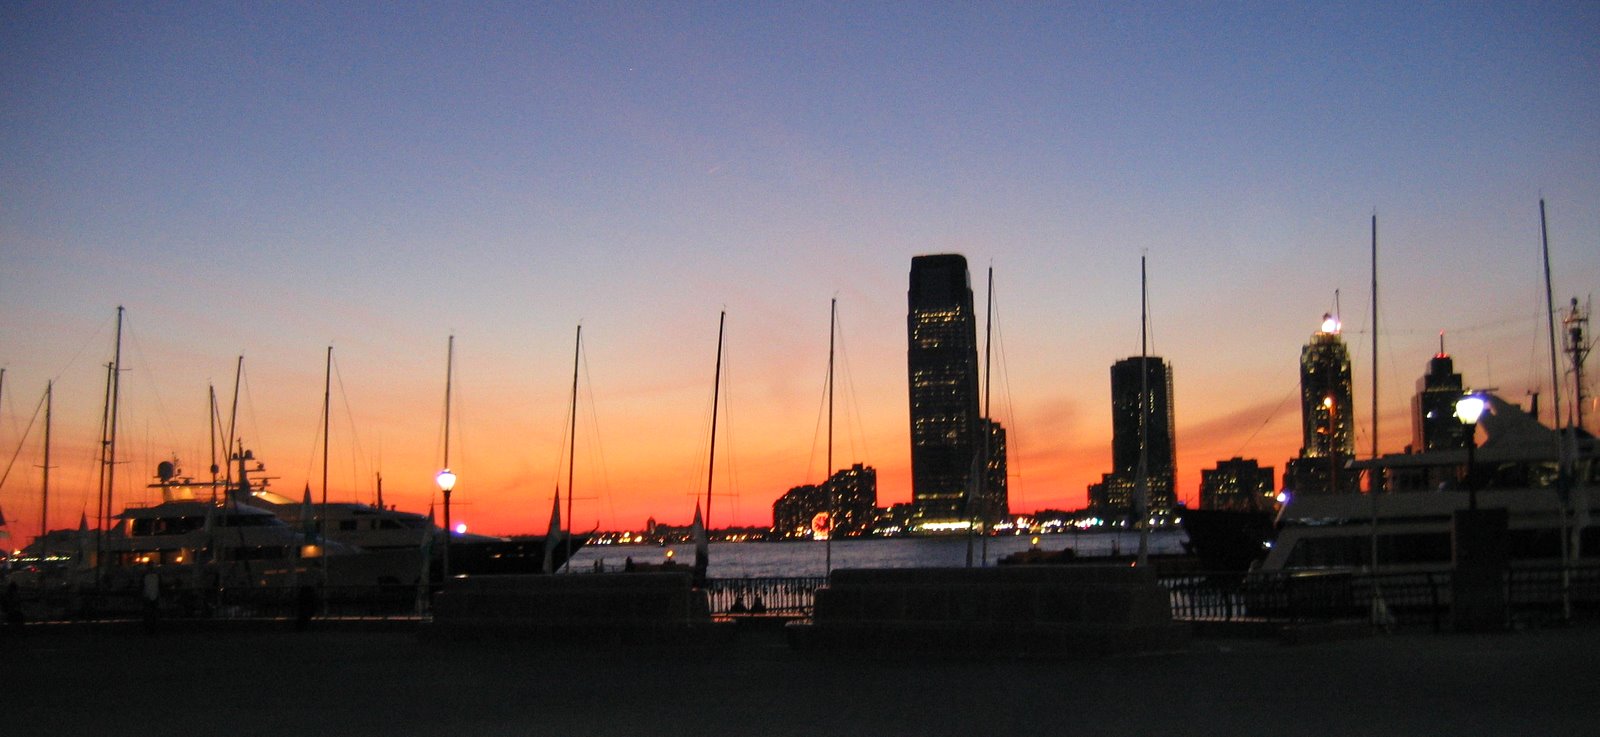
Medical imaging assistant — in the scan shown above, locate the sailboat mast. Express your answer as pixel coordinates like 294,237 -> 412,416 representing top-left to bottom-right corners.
208,384 -> 219,501
826,299 -> 835,574
225,356 -> 242,474
1540,200 -> 1575,615
565,325 -> 581,572
1137,257 -> 1150,566
1542,200 -> 1564,430
321,345 -> 332,580
104,306 -> 124,561
40,382 -> 51,562
93,361 -> 111,574
441,335 -> 454,578
1371,214 -> 1381,488
97,307 -> 124,581
705,311 -> 726,532
980,267 -> 994,566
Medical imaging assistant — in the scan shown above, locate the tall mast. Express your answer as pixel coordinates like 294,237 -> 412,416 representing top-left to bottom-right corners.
99,307 -> 124,580
564,324 -> 581,572
1371,214 -> 1381,489
93,361 -> 111,574
208,384 -> 218,501
1539,199 -> 1576,621
225,356 -> 242,474
980,266 -> 995,566
705,311 -> 726,532
1543,199 -> 1564,432
441,335 -> 453,578
40,382 -> 52,563
1136,257 -> 1150,566
825,298 -> 835,575
320,345 -> 332,581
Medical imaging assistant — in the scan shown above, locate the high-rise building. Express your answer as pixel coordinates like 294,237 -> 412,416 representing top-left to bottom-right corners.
1096,356 -> 1178,520
1200,457 -> 1276,512
770,464 -> 878,539
1285,314 -> 1359,494
1413,343 -> 1468,452
907,254 -> 982,522
978,419 -> 1009,520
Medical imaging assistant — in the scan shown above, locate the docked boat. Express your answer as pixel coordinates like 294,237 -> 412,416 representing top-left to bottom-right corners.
226,449 -> 587,576
1260,394 -> 1598,573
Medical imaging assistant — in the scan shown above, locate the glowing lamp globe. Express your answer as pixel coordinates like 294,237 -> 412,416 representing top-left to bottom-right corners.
435,468 -> 457,493
1320,314 -> 1341,334
1454,394 -> 1487,426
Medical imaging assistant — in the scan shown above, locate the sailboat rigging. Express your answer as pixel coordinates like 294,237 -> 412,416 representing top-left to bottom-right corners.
560,325 -> 581,573
697,311 -> 726,585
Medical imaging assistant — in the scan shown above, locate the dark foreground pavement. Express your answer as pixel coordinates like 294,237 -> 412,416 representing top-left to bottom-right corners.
3,622 -> 1595,737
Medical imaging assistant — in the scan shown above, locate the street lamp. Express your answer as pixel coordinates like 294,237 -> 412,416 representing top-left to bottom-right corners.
436,468 -> 456,577
1454,393 -> 1486,511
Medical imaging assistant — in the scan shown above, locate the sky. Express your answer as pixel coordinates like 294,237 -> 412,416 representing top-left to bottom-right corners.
2,2 -> 1598,539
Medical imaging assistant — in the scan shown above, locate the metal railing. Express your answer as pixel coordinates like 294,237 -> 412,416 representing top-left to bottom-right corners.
703,576 -> 825,616
1161,565 -> 1600,628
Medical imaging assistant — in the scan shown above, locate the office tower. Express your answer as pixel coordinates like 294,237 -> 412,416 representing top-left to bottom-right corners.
1104,356 -> 1178,518
1285,314 -> 1358,494
1413,342 -> 1469,452
1200,457 -> 1276,512
907,254 -> 982,521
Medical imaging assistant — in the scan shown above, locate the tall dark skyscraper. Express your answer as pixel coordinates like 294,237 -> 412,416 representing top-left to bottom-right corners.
1413,342 -> 1469,452
1096,356 -> 1178,518
907,254 -> 982,522
1285,314 -> 1358,494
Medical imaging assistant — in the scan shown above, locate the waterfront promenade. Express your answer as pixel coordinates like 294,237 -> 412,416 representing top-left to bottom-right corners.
3,622 -> 1594,736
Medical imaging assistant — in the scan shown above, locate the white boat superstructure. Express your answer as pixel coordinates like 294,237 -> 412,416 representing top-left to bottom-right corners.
1262,394 -> 1598,573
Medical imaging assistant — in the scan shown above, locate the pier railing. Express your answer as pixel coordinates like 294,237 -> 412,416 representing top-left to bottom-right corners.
8,566 -> 1596,628
703,576 -> 825,617
1161,564 -> 1600,628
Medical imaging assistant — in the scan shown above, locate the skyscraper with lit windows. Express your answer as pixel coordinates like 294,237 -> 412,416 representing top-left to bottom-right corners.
907,254 -> 982,522
1091,355 -> 1178,519
1284,314 -> 1358,494
1413,341 -> 1469,452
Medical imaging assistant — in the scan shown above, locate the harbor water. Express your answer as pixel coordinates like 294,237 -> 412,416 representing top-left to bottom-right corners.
569,529 -> 1188,578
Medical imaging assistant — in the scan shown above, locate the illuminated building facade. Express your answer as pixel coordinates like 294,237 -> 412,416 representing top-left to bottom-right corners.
1092,356 -> 1177,520
1413,346 -> 1469,452
771,464 -> 878,539
979,420 -> 1009,520
1284,314 -> 1359,494
907,254 -> 982,522
1200,457 -> 1276,512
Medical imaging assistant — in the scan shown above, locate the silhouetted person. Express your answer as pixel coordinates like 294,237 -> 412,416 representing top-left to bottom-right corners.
730,596 -> 748,614
624,556 -> 635,572
749,595 -> 767,614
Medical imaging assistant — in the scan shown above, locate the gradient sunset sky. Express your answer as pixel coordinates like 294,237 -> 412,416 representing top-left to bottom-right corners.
3,2 -> 1597,539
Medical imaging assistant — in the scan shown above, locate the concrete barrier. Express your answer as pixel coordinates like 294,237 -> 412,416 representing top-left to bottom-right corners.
427,572 -> 712,642
794,566 -> 1189,656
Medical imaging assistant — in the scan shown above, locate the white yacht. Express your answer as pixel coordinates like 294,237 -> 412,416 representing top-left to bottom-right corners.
1261,394 -> 1598,573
